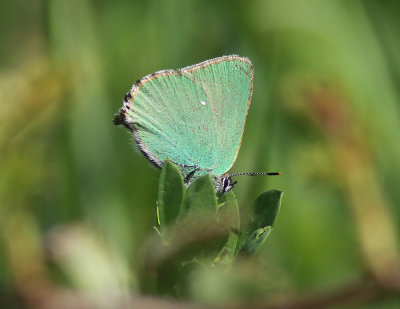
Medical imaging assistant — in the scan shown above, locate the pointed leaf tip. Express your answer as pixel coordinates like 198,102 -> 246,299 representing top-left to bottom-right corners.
251,190 -> 283,230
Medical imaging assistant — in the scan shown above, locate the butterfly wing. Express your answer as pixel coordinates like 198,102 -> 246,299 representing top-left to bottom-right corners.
115,55 -> 254,178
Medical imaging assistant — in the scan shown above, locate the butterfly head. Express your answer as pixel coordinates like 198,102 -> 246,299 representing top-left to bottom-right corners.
221,174 -> 237,193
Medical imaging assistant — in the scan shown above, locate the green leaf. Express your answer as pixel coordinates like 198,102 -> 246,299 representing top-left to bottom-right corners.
216,201 -> 239,230
236,190 -> 283,257
250,190 -> 283,230
240,226 -> 272,255
158,160 -> 184,229
165,175 -> 218,261
177,259 -> 204,298
168,176 -> 231,262
213,194 -> 240,266
182,174 -> 217,214
217,190 -> 236,205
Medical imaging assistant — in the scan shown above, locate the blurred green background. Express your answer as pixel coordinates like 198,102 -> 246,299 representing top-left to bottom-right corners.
1,0 -> 400,308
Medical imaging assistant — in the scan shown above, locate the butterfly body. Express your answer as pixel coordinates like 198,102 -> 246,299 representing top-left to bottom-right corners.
114,55 -> 254,192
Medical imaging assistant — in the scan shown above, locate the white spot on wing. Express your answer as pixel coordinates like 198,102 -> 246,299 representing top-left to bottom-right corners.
200,100 -> 206,106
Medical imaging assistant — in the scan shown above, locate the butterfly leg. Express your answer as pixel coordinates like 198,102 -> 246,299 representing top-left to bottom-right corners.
169,160 -> 201,183
184,166 -> 200,184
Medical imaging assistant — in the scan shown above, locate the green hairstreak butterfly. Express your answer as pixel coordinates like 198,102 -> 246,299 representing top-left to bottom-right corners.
114,55 -> 279,192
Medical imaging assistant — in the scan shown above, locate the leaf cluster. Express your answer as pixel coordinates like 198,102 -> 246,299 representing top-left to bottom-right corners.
143,160 -> 283,296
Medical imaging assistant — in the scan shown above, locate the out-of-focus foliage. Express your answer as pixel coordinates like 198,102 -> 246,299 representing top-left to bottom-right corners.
1,0 -> 400,308
144,161 -> 282,299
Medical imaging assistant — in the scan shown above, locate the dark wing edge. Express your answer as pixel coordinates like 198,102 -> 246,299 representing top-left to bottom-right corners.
113,70 -> 178,170
180,54 -> 252,75
114,105 -> 164,170
113,91 -> 134,131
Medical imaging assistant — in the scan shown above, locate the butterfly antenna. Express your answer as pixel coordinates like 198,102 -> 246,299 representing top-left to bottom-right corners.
229,171 -> 281,178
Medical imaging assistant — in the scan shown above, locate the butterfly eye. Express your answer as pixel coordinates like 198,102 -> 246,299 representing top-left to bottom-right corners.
222,177 -> 236,193
222,177 -> 229,191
